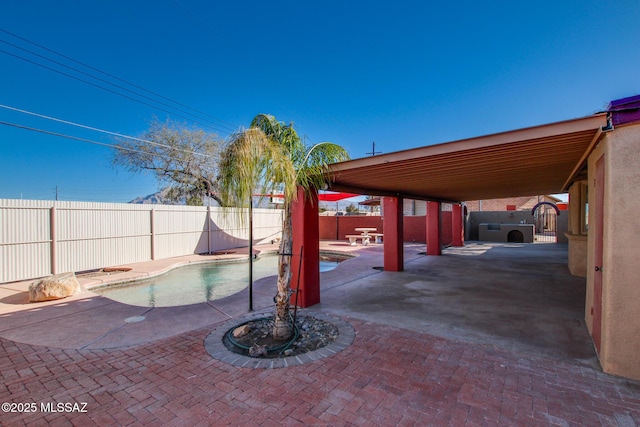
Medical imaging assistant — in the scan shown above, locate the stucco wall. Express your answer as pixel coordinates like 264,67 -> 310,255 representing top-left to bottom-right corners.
566,181 -> 588,277
566,234 -> 588,277
587,124 -> 640,380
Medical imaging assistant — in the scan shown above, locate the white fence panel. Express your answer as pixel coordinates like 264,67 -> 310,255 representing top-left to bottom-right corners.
0,199 -> 283,283
1,243 -> 51,283
208,208 -> 248,252
56,237 -> 151,273
252,208 -> 284,244
0,202 -> 52,282
55,205 -> 152,272
153,205 -> 209,259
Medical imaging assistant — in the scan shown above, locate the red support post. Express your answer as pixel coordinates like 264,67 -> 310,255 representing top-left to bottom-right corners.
383,196 -> 404,271
291,187 -> 320,307
426,201 -> 442,255
452,203 -> 464,247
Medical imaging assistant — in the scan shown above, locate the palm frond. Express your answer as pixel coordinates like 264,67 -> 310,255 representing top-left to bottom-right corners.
296,142 -> 350,200
218,127 -> 296,209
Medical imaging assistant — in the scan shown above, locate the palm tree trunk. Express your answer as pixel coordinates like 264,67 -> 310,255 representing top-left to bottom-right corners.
273,201 -> 293,340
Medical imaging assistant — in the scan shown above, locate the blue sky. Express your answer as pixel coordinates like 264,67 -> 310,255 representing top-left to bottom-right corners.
1,1 -> 639,202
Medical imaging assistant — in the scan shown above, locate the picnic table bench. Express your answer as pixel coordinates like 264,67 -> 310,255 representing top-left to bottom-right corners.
345,234 -> 370,245
369,233 -> 384,243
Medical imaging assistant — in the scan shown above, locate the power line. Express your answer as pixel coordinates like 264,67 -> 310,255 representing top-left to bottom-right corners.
0,120 -> 147,152
0,30 -> 238,134
0,120 -> 218,165
0,28 -> 238,132
0,46 -> 233,135
0,103 -> 219,159
0,47 -> 220,134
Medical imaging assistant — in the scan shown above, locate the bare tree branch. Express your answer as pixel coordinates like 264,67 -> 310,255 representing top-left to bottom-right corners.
112,118 -> 223,205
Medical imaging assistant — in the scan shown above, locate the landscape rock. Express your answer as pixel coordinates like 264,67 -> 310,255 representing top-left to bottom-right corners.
248,344 -> 268,357
233,325 -> 251,338
29,272 -> 82,302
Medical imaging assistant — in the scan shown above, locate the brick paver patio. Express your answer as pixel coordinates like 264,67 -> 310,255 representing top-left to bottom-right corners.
2,316 -> 640,426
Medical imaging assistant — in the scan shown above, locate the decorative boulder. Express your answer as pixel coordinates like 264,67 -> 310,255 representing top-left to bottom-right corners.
29,272 -> 82,302
233,325 -> 250,338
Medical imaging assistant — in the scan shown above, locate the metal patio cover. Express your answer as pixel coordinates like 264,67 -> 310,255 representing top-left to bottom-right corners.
326,114 -> 608,202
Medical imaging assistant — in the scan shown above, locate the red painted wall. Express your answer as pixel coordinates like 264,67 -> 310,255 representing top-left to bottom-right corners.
403,216 -> 426,243
319,216 -> 383,240
318,213 -> 455,244
319,215 -> 448,244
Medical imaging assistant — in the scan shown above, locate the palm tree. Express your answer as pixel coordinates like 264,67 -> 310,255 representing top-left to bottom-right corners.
218,114 -> 349,340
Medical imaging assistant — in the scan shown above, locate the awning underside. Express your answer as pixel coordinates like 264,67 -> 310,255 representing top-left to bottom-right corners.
327,114 -> 608,202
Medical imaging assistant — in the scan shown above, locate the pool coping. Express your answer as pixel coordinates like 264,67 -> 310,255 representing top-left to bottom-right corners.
204,309 -> 355,369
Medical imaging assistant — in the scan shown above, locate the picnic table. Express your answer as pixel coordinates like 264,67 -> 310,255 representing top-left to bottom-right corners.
346,228 -> 383,245
355,227 -> 377,236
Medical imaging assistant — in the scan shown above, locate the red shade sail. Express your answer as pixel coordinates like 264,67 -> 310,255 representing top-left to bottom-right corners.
317,192 -> 360,202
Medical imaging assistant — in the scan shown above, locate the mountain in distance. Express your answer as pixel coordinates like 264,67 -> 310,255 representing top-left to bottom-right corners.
129,187 -> 180,205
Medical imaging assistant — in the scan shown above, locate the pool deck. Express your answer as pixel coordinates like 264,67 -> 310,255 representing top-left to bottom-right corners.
0,243 -> 359,350
1,241 -> 640,425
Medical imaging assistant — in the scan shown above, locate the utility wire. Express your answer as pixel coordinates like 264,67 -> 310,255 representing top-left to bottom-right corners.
0,44 -> 233,135
0,103 -> 220,159
0,120 -> 136,150
0,28 -> 238,132
0,47 -> 230,134
0,121 -> 218,166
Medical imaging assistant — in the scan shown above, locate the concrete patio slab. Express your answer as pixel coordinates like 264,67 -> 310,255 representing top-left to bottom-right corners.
0,298 -> 148,349
82,302 -> 232,350
317,242 -> 597,367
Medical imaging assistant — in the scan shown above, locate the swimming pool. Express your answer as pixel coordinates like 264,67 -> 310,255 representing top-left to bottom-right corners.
92,253 -> 348,307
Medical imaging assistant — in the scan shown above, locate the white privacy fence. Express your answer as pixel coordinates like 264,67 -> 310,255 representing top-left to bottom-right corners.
0,199 -> 283,283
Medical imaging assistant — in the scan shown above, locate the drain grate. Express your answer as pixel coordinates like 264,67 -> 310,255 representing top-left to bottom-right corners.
124,316 -> 145,323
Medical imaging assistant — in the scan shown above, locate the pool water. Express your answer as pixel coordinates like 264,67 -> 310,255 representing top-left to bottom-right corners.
93,254 -> 345,307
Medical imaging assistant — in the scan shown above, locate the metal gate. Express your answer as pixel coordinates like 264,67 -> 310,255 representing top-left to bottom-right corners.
532,203 -> 558,243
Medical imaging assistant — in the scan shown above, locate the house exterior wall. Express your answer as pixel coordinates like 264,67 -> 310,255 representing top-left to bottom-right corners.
466,195 -> 558,212
566,181 -> 588,277
586,124 -> 640,380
